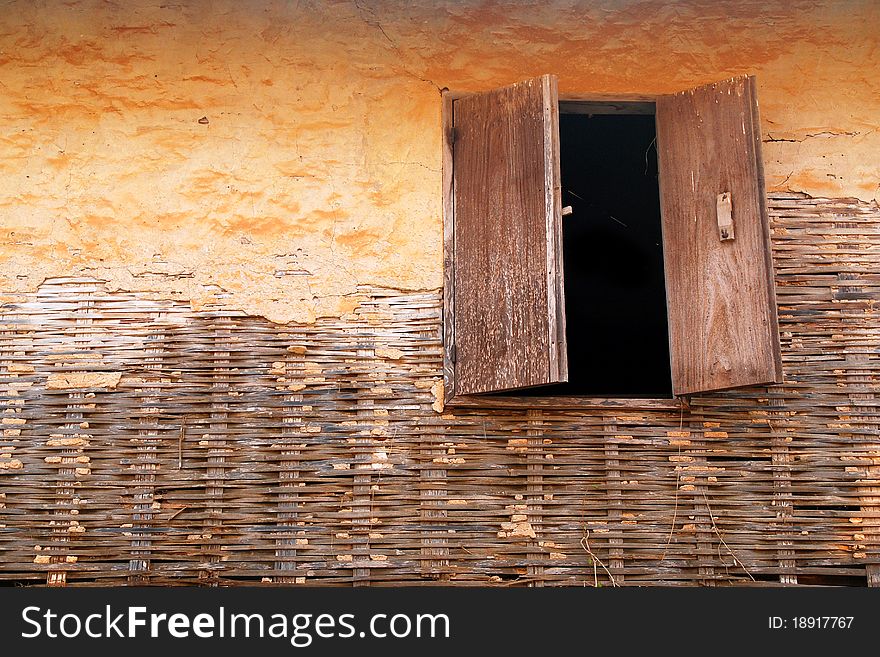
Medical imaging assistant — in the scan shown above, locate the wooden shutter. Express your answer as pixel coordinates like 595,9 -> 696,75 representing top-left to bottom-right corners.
449,75 -> 567,396
656,75 -> 783,395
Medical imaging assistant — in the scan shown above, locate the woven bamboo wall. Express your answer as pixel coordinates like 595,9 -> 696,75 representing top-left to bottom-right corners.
1,193 -> 878,586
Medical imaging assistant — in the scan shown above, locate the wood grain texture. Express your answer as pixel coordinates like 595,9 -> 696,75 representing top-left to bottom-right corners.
656,75 -> 783,396
441,91 -> 456,403
542,75 -> 568,383
451,75 -> 566,395
749,79 -> 784,381
446,395 -> 686,411
560,100 -> 655,115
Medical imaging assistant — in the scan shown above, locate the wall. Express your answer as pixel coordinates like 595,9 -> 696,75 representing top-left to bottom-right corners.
1,0 -> 879,586
1,0 -> 878,322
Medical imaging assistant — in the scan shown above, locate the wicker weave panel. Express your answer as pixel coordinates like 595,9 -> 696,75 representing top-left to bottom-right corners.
0,193 -> 877,586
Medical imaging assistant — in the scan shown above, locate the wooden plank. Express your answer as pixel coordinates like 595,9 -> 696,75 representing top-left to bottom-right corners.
451,75 -> 567,395
656,75 -> 783,395
542,75 -> 568,384
559,92 -> 657,103
749,78 -> 784,379
446,91 -> 656,104
447,395 -> 686,411
559,100 -> 655,115
441,91 -> 456,403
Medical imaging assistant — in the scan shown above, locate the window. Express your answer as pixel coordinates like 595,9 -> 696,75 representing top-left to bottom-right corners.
442,75 -> 782,406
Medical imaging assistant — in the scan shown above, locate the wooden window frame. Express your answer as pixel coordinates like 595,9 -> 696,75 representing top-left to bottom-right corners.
442,89 -> 687,410
442,83 -> 780,410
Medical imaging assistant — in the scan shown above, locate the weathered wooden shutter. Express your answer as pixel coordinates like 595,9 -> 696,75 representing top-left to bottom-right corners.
656,75 -> 783,395
450,75 -> 567,395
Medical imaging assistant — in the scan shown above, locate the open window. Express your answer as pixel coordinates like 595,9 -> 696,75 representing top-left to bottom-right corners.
442,74 -> 783,405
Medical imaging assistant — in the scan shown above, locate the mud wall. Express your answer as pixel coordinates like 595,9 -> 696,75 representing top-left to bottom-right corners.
1,1 -> 879,586
1,0 -> 878,321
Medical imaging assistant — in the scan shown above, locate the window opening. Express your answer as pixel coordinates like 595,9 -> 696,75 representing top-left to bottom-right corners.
503,104 -> 672,397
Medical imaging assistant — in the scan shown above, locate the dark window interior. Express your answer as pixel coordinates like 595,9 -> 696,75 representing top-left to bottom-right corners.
509,105 -> 672,397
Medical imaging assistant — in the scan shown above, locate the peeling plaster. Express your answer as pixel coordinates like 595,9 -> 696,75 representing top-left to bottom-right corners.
1,0 -> 878,321
45,372 -> 122,390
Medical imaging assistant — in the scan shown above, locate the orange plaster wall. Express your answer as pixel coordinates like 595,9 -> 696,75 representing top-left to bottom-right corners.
1,0 -> 877,321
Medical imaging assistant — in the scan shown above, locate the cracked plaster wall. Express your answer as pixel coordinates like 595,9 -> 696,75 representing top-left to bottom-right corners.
1,0 -> 878,322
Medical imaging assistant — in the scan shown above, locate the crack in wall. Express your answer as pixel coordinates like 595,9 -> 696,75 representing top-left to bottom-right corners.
352,0 -> 443,94
765,130 -> 862,143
